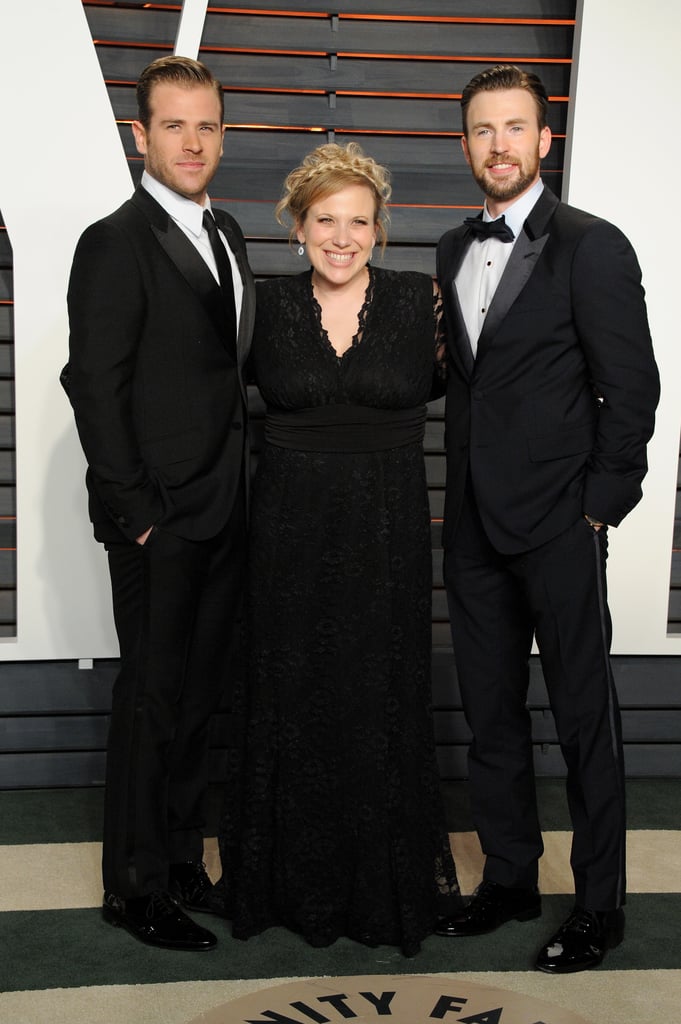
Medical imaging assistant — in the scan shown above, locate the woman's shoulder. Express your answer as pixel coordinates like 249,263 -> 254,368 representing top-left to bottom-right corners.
372,266 -> 433,290
254,273 -> 310,334
256,271 -> 309,297
372,266 -> 434,306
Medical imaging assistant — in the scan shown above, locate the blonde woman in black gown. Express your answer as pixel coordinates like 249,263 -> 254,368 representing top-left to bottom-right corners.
218,142 -> 460,956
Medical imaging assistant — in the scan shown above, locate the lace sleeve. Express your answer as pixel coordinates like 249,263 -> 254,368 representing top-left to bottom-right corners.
431,279 -> 447,399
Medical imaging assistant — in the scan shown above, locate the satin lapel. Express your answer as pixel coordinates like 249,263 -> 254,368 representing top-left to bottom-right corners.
131,186 -> 230,343
475,226 -> 549,361
448,276 -> 475,378
150,220 -> 229,341
215,212 -> 255,366
442,231 -> 476,380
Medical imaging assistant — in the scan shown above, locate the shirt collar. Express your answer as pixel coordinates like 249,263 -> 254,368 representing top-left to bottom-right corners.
141,170 -> 211,238
483,178 -> 544,239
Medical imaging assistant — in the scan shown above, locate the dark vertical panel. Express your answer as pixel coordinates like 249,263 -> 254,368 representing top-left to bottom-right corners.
669,445 -> 681,634
0,216 -> 16,638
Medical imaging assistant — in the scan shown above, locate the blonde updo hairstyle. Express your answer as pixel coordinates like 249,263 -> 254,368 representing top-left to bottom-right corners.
276,142 -> 392,253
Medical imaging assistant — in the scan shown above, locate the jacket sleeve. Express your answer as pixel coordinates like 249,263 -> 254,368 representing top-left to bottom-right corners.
572,219 -> 660,525
65,219 -> 164,540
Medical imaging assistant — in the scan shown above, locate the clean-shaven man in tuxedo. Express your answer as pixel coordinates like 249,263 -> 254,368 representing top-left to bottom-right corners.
64,56 -> 255,951
435,65 -> 659,972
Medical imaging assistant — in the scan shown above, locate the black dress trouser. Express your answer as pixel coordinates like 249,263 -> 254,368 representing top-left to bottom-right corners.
444,483 -> 626,911
102,489 -> 246,898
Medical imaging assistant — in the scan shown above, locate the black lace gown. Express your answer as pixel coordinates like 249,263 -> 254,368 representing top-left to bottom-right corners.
218,266 -> 460,956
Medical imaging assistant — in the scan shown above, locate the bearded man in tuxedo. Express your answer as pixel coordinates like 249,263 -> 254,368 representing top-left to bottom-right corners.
435,64 -> 659,973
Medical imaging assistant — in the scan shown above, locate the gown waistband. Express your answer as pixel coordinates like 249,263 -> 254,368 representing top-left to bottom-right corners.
264,404 -> 427,453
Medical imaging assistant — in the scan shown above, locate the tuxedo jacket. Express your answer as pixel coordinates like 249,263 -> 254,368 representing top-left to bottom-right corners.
65,185 -> 255,544
437,187 -> 660,555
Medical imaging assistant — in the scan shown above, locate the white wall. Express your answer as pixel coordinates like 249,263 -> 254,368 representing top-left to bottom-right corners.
0,0 -> 131,658
0,0 -> 678,658
0,0 -> 210,659
565,0 -> 681,653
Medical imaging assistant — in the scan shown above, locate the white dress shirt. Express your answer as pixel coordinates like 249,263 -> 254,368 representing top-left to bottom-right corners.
455,179 -> 544,357
141,170 -> 243,329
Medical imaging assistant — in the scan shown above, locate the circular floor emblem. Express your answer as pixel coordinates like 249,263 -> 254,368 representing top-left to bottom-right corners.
186,974 -> 592,1024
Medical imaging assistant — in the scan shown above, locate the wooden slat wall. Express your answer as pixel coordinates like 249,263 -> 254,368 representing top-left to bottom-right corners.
90,0 -> 574,279
0,0 -> 678,787
1,654 -> 679,787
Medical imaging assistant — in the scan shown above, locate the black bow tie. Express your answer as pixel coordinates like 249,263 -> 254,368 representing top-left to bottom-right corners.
464,215 -> 515,243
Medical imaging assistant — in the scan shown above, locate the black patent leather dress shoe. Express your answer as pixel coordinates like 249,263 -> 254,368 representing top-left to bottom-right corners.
168,861 -> 229,917
102,890 -> 217,950
535,905 -> 624,973
436,880 -> 541,937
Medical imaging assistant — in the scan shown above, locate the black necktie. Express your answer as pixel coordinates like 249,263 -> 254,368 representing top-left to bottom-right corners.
463,215 -> 515,243
203,210 -> 237,345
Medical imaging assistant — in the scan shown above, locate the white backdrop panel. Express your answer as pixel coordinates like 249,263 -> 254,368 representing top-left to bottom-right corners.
0,0 -> 678,658
565,0 -> 681,653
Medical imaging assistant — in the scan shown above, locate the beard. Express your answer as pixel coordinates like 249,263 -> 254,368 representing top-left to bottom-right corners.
472,150 -> 541,203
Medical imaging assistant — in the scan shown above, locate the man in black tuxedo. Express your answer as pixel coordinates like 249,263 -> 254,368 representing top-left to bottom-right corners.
64,56 -> 255,950
435,65 -> 659,972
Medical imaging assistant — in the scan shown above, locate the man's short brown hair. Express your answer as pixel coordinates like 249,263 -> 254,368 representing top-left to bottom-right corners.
136,55 -> 224,128
461,64 -> 549,136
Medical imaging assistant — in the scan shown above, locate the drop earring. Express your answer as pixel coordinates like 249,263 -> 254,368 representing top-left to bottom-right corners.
297,243 -> 305,257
